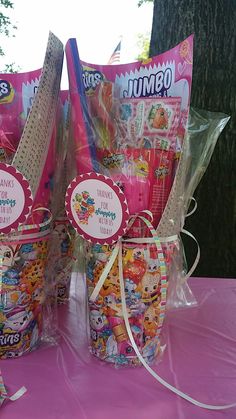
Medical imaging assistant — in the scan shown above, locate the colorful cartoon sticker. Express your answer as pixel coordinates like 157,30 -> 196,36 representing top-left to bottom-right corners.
148,105 -> 170,130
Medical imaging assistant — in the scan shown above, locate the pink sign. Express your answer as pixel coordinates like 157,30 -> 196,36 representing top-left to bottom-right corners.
0,163 -> 33,234
65,172 -> 129,244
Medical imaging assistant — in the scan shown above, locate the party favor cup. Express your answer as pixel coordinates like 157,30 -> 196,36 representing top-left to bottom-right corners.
86,239 -> 176,366
0,223 -> 50,359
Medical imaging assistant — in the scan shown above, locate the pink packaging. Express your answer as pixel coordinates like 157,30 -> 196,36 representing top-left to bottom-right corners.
0,70 -> 41,151
97,147 -> 175,233
66,35 -> 193,176
0,69 -> 56,225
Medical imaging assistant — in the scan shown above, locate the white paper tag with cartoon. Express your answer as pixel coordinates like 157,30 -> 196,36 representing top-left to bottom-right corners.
65,172 -> 129,245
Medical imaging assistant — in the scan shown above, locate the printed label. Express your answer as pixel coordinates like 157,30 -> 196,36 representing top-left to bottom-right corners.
0,80 -> 14,104
0,163 -> 33,234
82,66 -> 104,94
65,172 -> 129,244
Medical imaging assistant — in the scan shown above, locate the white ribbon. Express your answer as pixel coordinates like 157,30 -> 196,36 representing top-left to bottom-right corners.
8,386 -> 27,401
181,228 -> 201,282
180,196 -> 200,281
185,197 -> 198,218
0,386 -> 27,405
0,207 -> 52,244
0,228 -> 51,244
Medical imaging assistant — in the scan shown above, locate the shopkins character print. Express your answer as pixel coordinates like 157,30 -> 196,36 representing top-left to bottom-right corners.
96,259 -> 120,299
0,305 -> 40,357
143,303 -> 160,341
73,191 -> 95,225
90,309 -> 108,332
125,280 -> 144,317
106,334 -> 118,358
101,152 -> 125,170
31,286 -> 45,306
118,339 -> 136,360
142,337 -> 160,363
0,237 -> 48,358
148,105 -> 170,130
107,317 -> 136,363
123,258 -> 147,284
1,290 -> 30,312
20,260 -> 45,293
19,243 -> 38,263
0,307 -> 32,354
2,349 -> 24,358
0,244 -> 20,272
89,308 -> 111,356
3,307 -> 33,332
2,268 -> 20,287
94,245 -> 110,264
141,259 -> 161,303
103,293 -> 122,317
134,158 -> 149,177
133,247 -> 145,261
125,278 -> 137,297
155,165 -> 169,179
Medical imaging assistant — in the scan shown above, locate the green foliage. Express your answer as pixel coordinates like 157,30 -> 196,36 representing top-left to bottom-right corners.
2,62 -> 19,73
138,0 -> 153,7
0,0 -> 16,39
136,32 -> 151,61
0,0 -> 18,70
0,0 -> 14,7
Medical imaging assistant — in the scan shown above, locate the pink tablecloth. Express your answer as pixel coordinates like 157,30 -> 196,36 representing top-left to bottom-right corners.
1,276 -> 236,419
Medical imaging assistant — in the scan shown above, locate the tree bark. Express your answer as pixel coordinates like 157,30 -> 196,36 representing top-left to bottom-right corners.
150,0 -> 236,277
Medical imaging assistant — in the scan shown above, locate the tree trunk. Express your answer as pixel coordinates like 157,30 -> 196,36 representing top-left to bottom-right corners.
150,0 -> 236,277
